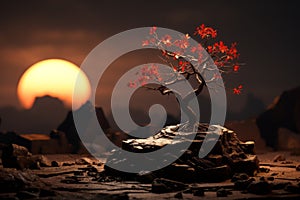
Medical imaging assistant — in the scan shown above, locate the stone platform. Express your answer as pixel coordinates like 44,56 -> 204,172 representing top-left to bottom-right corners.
105,124 -> 259,182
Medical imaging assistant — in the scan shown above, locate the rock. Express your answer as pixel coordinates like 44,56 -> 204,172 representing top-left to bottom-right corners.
80,165 -> 98,173
160,163 -> 196,182
296,164 -> 300,171
239,141 -> 256,154
62,162 -> 75,166
231,155 -> 259,176
270,172 -> 279,176
75,157 -> 93,165
247,180 -> 272,195
57,103 -> 126,153
7,143 -> 29,157
193,189 -> 205,196
256,86 -> 300,149
232,174 -> 254,191
1,144 -> 43,169
231,173 -> 249,182
216,188 -> 232,197
87,171 -> 98,177
38,155 -> 51,167
105,124 -> 259,182
51,161 -> 60,167
273,154 -> 286,162
271,182 -> 291,190
259,166 -> 270,173
174,192 -> 183,199
259,176 -> 266,181
203,165 -> 231,181
234,178 -> 255,190
136,171 -> 156,183
18,155 -> 41,169
151,178 -> 187,193
285,184 -> 300,194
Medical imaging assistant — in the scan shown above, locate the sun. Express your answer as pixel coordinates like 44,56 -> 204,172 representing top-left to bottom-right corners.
17,59 -> 91,109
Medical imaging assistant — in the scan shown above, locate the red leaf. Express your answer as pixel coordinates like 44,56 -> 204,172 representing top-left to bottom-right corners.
233,85 -> 243,94
142,40 -> 149,46
149,26 -> 157,35
161,34 -> 172,46
233,65 -> 240,72
128,81 -> 137,88
194,24 -> 217,39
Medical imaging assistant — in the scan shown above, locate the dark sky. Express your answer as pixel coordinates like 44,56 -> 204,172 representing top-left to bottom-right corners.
0,0 -> 299,117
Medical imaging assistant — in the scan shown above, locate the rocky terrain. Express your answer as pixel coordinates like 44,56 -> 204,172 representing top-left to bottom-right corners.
1,150 -> 300,199
105,123 -> 259,182
0,124 -> 300,199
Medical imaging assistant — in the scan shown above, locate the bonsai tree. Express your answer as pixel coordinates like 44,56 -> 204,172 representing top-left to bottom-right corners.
128,25 -> 242,127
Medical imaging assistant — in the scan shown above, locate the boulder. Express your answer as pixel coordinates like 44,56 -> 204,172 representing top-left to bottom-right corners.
1,143 -> 47,169
105,123 -> 259,182
57,102 -> 126,153
257,86 -> 300,149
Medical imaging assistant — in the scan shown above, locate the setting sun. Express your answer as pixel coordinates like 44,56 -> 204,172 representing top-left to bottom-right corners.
17,59 -> 91,109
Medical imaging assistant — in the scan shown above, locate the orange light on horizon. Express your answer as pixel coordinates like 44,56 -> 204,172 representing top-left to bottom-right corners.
17,59 -> 91,109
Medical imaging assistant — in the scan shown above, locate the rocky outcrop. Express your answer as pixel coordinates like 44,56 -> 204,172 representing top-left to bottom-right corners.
0,95 -> 69,134
57,102 -> 127,153
1,143 -> 51,169
256,86 -> 300,149
105,123 -> 259,182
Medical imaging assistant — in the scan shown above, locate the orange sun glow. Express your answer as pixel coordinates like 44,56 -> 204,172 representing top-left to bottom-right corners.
17,59 -> 91,109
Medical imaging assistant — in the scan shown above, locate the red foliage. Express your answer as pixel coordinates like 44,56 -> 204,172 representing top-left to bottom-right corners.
194,24 -> 217,39
142,40 -> 149,46
233,85 -> 243,95
149,26 -> 157,35
227,42 -> 239,60
174,34 -> 190,49
161,35 -> 172,46
214,41 -> 228,53
233,65 -> 240,72
134,25 -> 242,95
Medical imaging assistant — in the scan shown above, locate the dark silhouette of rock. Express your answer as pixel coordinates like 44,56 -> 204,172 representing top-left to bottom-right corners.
57,101 -> 126,153
0,95 -> 69,134
1,101 -> 126,154
1,143 -> 50,169
17,131 -> 71,154
0,129 -> 72,154
0,131 -> 20,144
256,86 -> 300,149
247,179 -> 272,195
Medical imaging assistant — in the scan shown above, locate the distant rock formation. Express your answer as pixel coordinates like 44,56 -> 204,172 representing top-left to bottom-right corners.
256,86 -> 300,149
57,102 -> 127,153
0,95 -> 69,134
